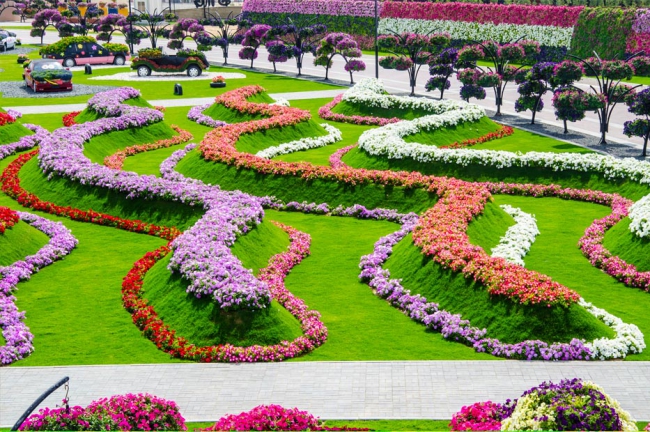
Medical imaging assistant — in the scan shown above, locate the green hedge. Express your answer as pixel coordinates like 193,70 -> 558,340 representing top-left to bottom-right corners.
570,7 -> 636,59
243,12 -> 375,36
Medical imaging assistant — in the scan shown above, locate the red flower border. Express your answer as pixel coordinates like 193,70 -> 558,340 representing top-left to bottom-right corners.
0,205 -> 19,234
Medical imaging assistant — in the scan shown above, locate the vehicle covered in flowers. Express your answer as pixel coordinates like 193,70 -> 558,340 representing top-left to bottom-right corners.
130,48 -> 209,77
23,59 -> 73,93
40,36 -> 130,67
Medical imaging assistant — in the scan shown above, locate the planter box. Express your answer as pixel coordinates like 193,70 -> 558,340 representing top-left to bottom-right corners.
210,82 -> 226,88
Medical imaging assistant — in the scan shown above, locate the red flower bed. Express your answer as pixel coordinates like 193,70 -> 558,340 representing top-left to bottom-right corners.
0,112 -> 17,127
0,205 -> 19,234
0,151 -> 181,240
122,222 -> 327,362
439,125 -> 514,149
104,126 -> 193,170
62,111 -> 81,127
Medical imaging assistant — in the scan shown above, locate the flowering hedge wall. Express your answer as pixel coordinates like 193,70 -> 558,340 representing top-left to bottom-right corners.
571,7 -> 637,59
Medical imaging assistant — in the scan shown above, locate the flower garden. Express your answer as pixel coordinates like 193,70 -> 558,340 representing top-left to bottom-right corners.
3,0 -> 650,428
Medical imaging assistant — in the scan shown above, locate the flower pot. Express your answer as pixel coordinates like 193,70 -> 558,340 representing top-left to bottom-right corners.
210,82 -> 226,88
17,58 -> 27,64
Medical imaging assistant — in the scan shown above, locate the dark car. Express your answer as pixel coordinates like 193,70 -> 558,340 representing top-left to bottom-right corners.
130,48 -> 209,77
40,37 -> 130,67
23,59 -> 73,93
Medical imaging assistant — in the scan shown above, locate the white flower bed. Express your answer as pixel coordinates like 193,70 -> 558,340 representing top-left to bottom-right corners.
378,17 -> 574,49
579,299 -> 646,360
343,78 -> 474,113
628,195 -> 650,238
490,204 -> 540,267
255,123 -> 342,159
270,97 -> 291,107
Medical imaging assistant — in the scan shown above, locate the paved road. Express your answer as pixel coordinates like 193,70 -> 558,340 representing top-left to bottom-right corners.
2,361 -> 650,426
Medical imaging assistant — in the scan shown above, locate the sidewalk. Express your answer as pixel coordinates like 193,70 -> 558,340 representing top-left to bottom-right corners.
2,361 -> 649,426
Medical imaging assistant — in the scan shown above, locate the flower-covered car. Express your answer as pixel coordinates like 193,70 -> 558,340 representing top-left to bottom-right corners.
0,30 -> 17,52
23,59 -> 73,93
40,36 -> 130,67
130,48 -> 209,77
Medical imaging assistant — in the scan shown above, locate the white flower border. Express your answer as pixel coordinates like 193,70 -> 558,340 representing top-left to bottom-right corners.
343,78 -> 474,113
255,123 -> 343,159
490,204 -> 540,267
378,17 -> 574,49
628,195 -> 650,238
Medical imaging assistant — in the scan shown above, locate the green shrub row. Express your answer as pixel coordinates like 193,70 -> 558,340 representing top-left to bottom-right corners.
243,12 -> 376,36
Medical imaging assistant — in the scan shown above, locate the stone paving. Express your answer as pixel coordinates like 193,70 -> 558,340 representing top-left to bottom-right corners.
2,361 -> 650,426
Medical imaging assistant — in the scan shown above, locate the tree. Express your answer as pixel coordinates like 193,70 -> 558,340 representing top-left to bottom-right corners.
378,31 -> 450,96
268,20 -> 326,76
314,32 -> 365,84
624,88 -> 650,156
566,53 -> 642,145
457,40 -> 540,115
265,40 -> 293,73
551,88 -> 605,134
95,13 -> 147,44
30,9 -> 66,45
238,24 -> 271,69
167,18 -> 211,51
199,12 -> 250,65
126,9 -> 177,51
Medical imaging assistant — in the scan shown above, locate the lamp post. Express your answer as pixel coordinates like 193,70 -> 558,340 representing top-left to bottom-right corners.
374,0 -> 378,79
128,0 -> 133,53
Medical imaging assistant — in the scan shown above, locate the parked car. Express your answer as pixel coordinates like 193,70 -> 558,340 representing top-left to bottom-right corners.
40,36 -> 130,67
0,30 -> 17,52
130,48 -> 209,77
23,59 -> 73,93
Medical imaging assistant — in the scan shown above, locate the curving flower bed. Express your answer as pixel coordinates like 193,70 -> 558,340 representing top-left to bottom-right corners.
62,111 -> 81,127
0,112 -> 17,127
490,204 -> 540,267
0,124 -> 50,161
255,123 -> 343,159
187,103 -> 228,129
0,211 -> 78,365
0,205 -> 19,234
123,223 -> 327,362
319,94 -> 402,126
103,126 -> 193,170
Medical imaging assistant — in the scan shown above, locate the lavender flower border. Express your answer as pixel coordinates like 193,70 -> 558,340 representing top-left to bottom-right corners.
187,103 -> 228,129
0,212 -> 78,364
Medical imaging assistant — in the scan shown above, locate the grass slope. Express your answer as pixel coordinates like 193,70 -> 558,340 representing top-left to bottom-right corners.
342,148 -> 650,200
175,150 -> 439,214
266,210 -> 495,361
83,122 -> 177,164
603,217 -> 650,272
236,120 -> 328,154
478,195 -> 650,360
332,99 -> 438,120
385,233 -> 614,344
203,92 -> 275,123
0,220 -> 49,267
403,116 -> 501,147
19,157 -> 204,230
0,122 -> 33,145
74,96 -> 153,124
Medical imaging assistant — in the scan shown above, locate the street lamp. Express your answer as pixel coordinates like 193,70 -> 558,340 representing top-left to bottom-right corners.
374,0 -> 378,79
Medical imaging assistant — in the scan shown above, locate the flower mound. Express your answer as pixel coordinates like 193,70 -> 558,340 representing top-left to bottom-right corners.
19,393 -> 186,431
449,401 -> 513,431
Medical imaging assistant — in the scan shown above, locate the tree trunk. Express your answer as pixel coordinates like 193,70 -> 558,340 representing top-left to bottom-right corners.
643,135 -> 649,157
349,70 -> 354,85
531,96 -> 542,125
223,50 -> 228,66
563,120 -> 568,134
598,114 -> 608,145
495,86 -> 503,116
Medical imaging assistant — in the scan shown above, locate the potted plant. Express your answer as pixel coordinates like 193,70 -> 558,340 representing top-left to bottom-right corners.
117,3 -> 128,16
57,1 -> 67,12
210,75 -> 226,88
17,54 -> 29,64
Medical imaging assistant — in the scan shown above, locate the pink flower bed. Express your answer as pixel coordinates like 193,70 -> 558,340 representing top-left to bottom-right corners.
627,33 -> 650,55
318,94 -> 401,126
380,1 -> 583,28
242,0 -> 378,18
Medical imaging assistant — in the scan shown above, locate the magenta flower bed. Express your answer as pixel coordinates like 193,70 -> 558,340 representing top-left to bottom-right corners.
242,0 -> 378,18
380,2 -> 583,28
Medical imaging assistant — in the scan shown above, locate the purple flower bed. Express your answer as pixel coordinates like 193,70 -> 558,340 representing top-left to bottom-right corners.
187,103 -> 228,129
0,124 -> 50,161
87,86 -> 141,116
0,212 -> 78,364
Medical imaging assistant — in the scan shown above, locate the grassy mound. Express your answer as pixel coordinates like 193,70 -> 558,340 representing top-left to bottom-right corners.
403,117 -> 502,147
342,148 -> 650,201
384,234 -> 615,344
0,220 -> 50,267
467,201 -> 515,252
74,96 -> 153,124
203,92 -> 275,124
83,122 -> 177,164
331,99 -> 439,120
18,157 -> 204,230
142,220 -> 304,347
0,122 -> 34,145
175,150 -> 438,213
603,217 -> 650,272
236,120 -> 328,154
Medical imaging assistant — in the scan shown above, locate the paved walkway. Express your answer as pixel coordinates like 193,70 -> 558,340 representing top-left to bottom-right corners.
2,362 -> 650,425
